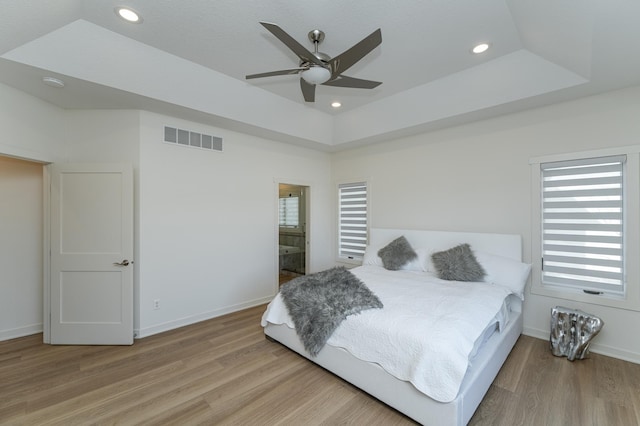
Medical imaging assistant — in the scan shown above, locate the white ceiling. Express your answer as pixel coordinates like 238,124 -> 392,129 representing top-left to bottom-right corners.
1,0 -> 640,150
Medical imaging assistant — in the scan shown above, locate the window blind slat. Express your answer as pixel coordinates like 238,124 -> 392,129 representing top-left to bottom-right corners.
543,244 -> 622,257
543,188 -> 622,199
543,176 -> 623,189
544,200 -> 622,209
542,233 -> 622,244
544,211 -> 622,221
543,223 -> 622,232
543,254 -> 622,269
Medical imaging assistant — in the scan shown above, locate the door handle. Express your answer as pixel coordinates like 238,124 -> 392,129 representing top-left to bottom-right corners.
113,259 -> 131,266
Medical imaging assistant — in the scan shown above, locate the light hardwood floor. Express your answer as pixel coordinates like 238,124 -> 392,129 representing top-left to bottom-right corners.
2,305 -> 639,425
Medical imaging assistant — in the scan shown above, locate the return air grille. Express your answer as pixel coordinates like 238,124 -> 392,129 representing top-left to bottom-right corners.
164,126 -> 223,152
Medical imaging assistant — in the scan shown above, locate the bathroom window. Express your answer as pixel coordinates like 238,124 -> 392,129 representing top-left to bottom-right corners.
338,181 -> 368,262
279,196 -> 299,228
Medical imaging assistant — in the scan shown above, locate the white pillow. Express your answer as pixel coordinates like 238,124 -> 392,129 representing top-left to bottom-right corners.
475,251 -> 532,299
362,245 -> 384,267
404,247 -> 429,272
362,245 -> 429,272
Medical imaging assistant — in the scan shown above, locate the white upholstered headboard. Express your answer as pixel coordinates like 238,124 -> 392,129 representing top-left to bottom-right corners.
369,228 -> 522,261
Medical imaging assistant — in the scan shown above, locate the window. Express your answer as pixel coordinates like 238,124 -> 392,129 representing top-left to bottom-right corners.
531,147 -> 640,311
279,196 -> 299,228
338,182 -> 368,261
541,156 -> 625,295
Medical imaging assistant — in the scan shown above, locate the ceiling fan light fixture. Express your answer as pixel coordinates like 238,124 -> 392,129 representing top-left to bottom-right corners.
301,66 -> 331,85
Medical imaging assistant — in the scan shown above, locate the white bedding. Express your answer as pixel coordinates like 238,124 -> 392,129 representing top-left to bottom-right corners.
261,265 -> 514,403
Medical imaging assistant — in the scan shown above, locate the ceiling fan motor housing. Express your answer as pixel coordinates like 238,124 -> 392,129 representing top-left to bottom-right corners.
308,29 -> 325,44
307,29 -> 331,68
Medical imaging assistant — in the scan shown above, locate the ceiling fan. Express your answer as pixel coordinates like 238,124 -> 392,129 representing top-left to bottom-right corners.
246,22 -> 382,102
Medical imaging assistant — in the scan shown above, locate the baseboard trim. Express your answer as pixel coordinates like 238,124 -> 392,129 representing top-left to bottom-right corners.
523,326 -> 640,365
0,323 -> 43,342
135,296 -> 273,339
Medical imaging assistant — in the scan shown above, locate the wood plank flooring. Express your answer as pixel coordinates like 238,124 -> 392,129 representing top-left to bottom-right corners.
2,305 -> 639,425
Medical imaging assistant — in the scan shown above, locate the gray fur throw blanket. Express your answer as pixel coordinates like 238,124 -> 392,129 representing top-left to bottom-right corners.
279,267 -> 383,356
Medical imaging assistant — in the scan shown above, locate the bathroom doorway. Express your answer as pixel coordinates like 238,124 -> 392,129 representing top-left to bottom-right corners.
278,183 -> 308,286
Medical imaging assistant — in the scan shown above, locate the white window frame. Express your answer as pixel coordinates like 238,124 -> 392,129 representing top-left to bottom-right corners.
337,181 -> 369,264
530,146 -> 640,311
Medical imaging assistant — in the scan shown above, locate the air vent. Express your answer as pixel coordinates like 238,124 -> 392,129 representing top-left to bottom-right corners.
164,126 -> 223,152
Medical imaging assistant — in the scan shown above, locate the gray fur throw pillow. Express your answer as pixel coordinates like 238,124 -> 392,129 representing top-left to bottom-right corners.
377,236 -> 417,270
431,243 -> 486,281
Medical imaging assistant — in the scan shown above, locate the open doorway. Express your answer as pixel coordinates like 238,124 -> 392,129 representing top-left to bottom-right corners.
0,155 -> 44,342
278,183 -> 308,286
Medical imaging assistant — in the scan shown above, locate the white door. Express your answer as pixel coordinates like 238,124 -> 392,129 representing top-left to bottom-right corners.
50,163 -> 134,345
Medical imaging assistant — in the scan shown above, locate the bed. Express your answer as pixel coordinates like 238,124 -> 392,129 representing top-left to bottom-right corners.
262,228 -> 530,425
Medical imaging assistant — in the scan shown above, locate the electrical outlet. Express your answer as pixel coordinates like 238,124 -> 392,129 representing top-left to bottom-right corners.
153,299 -> 160,310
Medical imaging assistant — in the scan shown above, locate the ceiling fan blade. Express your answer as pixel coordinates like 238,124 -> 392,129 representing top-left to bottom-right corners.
260,22 -> 324,67
323,75 -> 382,89
300,78 -> 316,102
245,68 -> 306,79
329,28 -> 382,77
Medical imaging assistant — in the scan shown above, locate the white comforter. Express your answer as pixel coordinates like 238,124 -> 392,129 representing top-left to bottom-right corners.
261,265 -> 513,402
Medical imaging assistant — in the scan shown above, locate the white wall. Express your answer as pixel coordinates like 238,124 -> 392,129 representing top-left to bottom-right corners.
0,156 -> 43,339
136,111 -> 334,337
64,109 -> 140,164
0,83 -> 67,162
332,85 -> 640,363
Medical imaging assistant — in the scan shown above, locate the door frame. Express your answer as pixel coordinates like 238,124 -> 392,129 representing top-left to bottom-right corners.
43,166 -> 51,343
274,178 -> 311,292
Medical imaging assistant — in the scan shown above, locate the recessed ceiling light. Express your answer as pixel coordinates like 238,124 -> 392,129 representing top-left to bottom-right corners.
115,7 -> 142,23
42,76 -> 65,88
472,43 -> 490,54
331,101 -> 342,108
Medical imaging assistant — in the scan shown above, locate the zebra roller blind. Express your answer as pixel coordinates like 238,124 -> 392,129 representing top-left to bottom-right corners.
338,182 -> 368,260
541,155 -> 626,295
